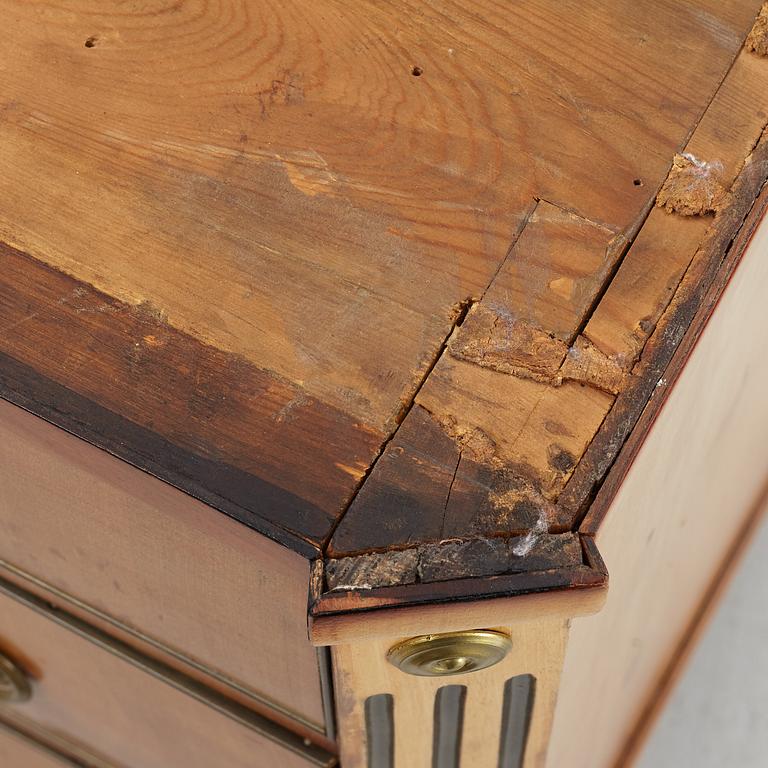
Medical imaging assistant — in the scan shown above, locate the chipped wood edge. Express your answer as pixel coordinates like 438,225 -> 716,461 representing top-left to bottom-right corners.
307,148 -> 768,628
309,532 -> 606,645
746,1 -> 768,56
580,148 -> 768,535
310,577 -> 606,647
309,56 -> 768,625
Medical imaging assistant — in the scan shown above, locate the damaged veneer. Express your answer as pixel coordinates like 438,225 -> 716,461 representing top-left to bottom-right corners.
323,35 -> 768,599
312,533 -> 607,625
328,200 -> 632,555
746,2 -> 768,55
325,534 -> 583,592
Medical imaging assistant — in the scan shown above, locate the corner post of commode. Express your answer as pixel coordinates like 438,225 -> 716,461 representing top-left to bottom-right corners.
309,552 -> 607,768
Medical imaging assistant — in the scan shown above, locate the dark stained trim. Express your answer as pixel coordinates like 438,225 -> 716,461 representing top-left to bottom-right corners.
579,153 -> 768,535
311,568 -> 604,618
564,133 -> 768,531
311,566 -> 605,619
0,352 -> 320,557
0,242 -> 384,557
324,534 -> 584,593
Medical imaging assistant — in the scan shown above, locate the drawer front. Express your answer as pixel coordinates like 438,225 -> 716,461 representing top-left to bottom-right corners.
0,580 -> 335,768
0,723 -> 74,768
0,399 -> 328,735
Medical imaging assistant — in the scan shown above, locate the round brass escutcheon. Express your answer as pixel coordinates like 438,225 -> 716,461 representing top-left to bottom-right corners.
386,630 -> 512,677
0,652 -> 32,703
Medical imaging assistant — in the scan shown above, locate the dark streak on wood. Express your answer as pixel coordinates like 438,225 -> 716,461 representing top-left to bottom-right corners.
312,562 -> 605,619
0,351 -> 322,557
418,533 -> 582,583
0,243 -> 384,555
324,534 -> 582,592
328,406 -> 563,556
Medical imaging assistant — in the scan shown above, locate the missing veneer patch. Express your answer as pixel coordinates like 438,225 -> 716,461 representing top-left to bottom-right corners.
324,533 -> 584,591
747,3 -> 768,56
560,336 -> 627,395
656,153 -> 726,216
325,548 -> 420,591
448,303 -> 567,382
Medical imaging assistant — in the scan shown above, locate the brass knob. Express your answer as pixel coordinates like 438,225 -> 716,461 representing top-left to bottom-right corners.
386,630 -> 512,677
0,652 -> 32,703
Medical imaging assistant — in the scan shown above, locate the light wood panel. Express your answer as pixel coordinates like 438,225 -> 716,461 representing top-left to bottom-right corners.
548,210 -> 768,767
0,399 -> 326,732
0,725 -> 74,768
333,620 -> 567,768
0,587 -> 333,768
0,715 -> 120,768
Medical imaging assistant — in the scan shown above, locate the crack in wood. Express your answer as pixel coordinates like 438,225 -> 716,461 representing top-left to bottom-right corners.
440,450 -> 463,540
324,533 -> 585,592
321,200 -> 539,552
323,34 -> 768,571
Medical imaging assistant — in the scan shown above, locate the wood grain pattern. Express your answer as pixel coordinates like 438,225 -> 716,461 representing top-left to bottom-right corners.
329,17 -> 768,576
559,53 -> 768,525
0,1 -> 764,557
313,25 -> 768,640
0,243 -> 380,553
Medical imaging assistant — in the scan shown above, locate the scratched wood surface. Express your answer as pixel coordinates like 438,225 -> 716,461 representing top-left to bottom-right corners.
0,1 -> 766,556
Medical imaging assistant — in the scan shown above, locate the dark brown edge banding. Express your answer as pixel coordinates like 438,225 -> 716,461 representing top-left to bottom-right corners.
575,134 -> 768,533
310,561 -> 605,620
0,352 -> 321,558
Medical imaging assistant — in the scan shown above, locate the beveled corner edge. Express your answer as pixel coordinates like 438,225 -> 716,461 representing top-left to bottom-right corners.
308,122 -> 768,641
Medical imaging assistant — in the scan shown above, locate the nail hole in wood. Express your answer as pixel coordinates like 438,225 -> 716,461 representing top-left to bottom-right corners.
84,36 -> 97,48
411,66 -> 423,77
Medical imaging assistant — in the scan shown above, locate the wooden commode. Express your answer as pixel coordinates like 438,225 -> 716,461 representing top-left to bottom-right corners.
2,2 -> 768,766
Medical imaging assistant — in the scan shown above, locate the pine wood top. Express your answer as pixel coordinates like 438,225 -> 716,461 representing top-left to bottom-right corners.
1,1 -> 768,569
